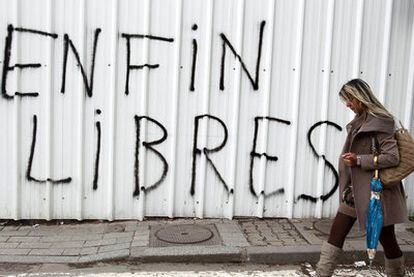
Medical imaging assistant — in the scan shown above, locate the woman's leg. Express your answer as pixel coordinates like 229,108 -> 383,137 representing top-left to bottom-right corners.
316,212 -> 356,276
380,225 -> 402,259
380,225 -> 405,276
327,212 -> 357,248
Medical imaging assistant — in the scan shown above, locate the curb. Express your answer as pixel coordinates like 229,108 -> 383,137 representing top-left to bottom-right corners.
0,245 -> 414,265
129,246 -> 245,263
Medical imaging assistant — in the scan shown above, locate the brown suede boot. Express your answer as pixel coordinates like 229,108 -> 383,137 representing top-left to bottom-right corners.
384,255 -> 405,277
315,241 -> 343,277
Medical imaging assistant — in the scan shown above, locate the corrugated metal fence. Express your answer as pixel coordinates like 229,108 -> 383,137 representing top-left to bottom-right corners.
0,0 -> 413,220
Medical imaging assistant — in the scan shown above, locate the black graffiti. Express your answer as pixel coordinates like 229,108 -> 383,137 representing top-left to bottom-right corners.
60,28 -> 101,97
297,121 -> 342,202
1,24 -> 58,99
134,115 -> 168,197
93,119 -> 101,190
26,115 -> 72,184
189,24 -> 198,92
14,27 -> 58,38
249,116 -> 291,197
190,114 -> 231,196
220,21 -> 265,91
121,33 -> 174,95
9,63 -> 41,70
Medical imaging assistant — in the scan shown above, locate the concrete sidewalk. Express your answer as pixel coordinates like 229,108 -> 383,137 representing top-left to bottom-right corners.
0,218 -> 413,265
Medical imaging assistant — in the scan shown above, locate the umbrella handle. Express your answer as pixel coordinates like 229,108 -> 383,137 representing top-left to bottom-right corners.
374,155 -> 379,179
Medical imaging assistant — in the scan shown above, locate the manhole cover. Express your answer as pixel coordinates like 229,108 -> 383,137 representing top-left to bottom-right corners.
314,219 -> 365,238
155,224 -> 214,244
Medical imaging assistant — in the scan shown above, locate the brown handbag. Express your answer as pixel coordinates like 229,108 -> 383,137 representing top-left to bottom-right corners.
378,121 -> 414,186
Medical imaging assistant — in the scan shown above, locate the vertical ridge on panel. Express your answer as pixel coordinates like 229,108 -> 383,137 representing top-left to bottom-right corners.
315,0 -> 335,218
225,0 -> 244,219
404,5 -> 414,129
194,0 -> 215,219
168,0 -> 184,218
349,0 -> 364,123
45,0 -> 54,220
404,6 -> 414,210
12,0 -> 21,220
76,0 -> 87,220
378,0 -> 394,103
107,0 -> 119,220
138,0 -> 151,220
193,0 -> 214,219
287,0 -> 305,218
195,80 -> 208,218
352,0 -> 364,79
257,0 -> 276,218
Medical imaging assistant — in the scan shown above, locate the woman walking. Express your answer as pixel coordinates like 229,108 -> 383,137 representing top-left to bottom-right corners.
316,79 -> 407,276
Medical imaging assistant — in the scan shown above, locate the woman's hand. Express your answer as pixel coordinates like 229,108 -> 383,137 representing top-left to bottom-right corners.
342,152 -> 358,167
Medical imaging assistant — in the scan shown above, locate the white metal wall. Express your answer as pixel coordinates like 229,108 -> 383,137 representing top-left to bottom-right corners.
0,0 -> 413,220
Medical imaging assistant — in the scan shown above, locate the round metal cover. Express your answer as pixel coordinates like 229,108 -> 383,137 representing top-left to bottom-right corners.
155,224 -> 214,244
314,219 -> 365,238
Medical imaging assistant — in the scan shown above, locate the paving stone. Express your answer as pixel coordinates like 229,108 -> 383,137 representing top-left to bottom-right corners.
78,249 -> 129,263
98,242 -> 130,253
70,234 -> 103,241
215,223 -> 249,247
0,248 -> 30,255
133,234 -> 149,241
62,248 -> 82,256
268,241 -> 284,246
123,221 -> 139,227
80,247 -> 98,255
290,220 -> 323,245
116,237 -> 132,244
60,227 -> 106,235
18,242 -> 52,249
84,238 -> 117,247
8,236 -> 40,243
29,248 -> 64,256
134,229 -> 149,236
39,236 -> 74,242
28,231 -> 57,236
103,232 -> 134,239
0,237 -> 8,242
0,242 -> 18,248
18,226 -> 34,231
266,236 -> 283,242
131,240 -> 148,247
281,238 -> 300,243
0,230 -> 31,236
51,241 -> 85,248
2,226 -> 20,231
247,235 -> 263,240
125,225 -> 139,232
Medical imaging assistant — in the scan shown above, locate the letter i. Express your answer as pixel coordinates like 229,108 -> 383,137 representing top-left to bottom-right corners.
93,109 -> 102,190
190,24 -> 198,92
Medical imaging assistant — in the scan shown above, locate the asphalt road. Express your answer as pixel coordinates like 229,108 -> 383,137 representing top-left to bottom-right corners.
1,262 -> 412,276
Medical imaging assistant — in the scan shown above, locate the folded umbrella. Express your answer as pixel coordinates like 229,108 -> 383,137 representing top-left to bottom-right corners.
366,156 -> 383,266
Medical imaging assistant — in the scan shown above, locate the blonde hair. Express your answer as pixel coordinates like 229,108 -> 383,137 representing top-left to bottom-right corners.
339,78 -> 393,118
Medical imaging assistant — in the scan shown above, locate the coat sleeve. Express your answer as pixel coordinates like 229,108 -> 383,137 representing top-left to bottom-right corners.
359,131 -> 399,170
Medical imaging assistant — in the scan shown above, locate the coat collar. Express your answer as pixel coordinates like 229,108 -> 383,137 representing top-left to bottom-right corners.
346,112 -> 395,134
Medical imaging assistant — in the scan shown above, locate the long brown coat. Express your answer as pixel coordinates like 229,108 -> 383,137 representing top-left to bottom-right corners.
338,112 -> 408,230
